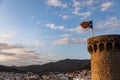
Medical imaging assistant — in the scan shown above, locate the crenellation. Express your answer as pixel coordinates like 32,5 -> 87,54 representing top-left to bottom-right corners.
88,45 -> 93,53
88,41 -> 120,53
106,42 -> 113,51
98,43 -> 104,52
114,42 -> 120,51
93,44 -> 97,53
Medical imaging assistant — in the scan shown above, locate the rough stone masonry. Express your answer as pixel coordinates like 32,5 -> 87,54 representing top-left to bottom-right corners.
88,34 -> 120,80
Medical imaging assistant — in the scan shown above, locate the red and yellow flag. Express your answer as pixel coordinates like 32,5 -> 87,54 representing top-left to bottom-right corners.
80,21 -> 93,28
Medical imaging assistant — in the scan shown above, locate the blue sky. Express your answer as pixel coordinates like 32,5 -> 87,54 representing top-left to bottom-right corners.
0,0 -> 120,66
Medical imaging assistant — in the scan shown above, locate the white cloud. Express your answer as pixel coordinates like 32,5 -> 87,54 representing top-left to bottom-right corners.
0,34 -> 15,38
53,38 -> 68,44
53,38 -> 87,45
46,0 -> 67,8
96,17 -> 120,32
0,40 -> 18,50
65,25 -> 92,34
60,34 -> 70,38
101,2 -> 113,11
73,0 -> 80,7
46,23 -> 64,30
53,38 -> 87,44
84,0 -> 94,5
72,0 -> 92,18
79,12 -> 91,19
0,51 -> 16,56
0,40 -> 56,66
62,15 -> 70,19
74,26 -> 90,33
46,23 -> 92,34
72,7 -> 80,15
72,0 -> 81,15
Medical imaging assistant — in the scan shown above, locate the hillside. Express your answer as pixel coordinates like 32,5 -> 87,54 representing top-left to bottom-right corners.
0,59 -> 90,73
0,65 -> 22,72
17,59 -> 90,73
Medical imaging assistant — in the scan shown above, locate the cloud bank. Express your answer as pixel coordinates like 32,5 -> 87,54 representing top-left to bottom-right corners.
0,40 -> 56,66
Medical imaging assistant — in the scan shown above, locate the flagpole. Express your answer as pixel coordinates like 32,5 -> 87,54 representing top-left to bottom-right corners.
91,28 -> 94,37
91,20 -> 94,37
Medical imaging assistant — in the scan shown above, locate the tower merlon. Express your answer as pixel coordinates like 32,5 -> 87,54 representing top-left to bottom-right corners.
88,34 -> 120,54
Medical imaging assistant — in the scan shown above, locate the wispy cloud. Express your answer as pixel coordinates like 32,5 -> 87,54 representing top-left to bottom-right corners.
65,17 -> 120,34
0,51 -> 16,56
46,0 -> 115,20
74,26 -> 91,33
0,34 -> 15,38
83,0 -> 94,6
60,34 -> 70,38
78,12 -> 91,19
60,15 -> 70,20
46,0 -> 67,8
46,23 -> 64,30
0,40 -> 56,66
53,38 -> 87,45
65,25 -> 91,34
45,16 -> 120,35
46,16 -> 120,38
95,17 -> 120,33
72,0 -> 81,15
101,2 -> 113,11
72,0 -> 92,18
73,0 -> 80,8
0,40 -> 19,50
45,23 -> 92,34
53,38 -> 68,45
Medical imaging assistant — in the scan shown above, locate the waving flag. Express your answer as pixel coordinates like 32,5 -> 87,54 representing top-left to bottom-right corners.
80,21 -> 94,36
80,21 -> 93,28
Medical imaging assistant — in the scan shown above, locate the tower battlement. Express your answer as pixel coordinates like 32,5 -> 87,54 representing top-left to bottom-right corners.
88,35 -> 120,53
87,34 -> 120,80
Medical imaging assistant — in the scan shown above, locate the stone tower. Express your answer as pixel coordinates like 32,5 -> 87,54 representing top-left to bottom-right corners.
87,35 -> 120,80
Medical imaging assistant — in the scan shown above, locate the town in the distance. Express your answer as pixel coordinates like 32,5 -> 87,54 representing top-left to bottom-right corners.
0,59 -> 91,80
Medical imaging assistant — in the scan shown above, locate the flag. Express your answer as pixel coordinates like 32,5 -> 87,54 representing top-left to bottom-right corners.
80,21 -> 93,28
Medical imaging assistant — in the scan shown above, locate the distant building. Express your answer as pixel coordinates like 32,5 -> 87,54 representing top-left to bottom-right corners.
88,35 -> 120,80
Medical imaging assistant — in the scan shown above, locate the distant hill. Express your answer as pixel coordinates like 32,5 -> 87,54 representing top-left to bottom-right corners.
0,59 -> 90,73
0,65 -> 22,72
17,59 -> 90,73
